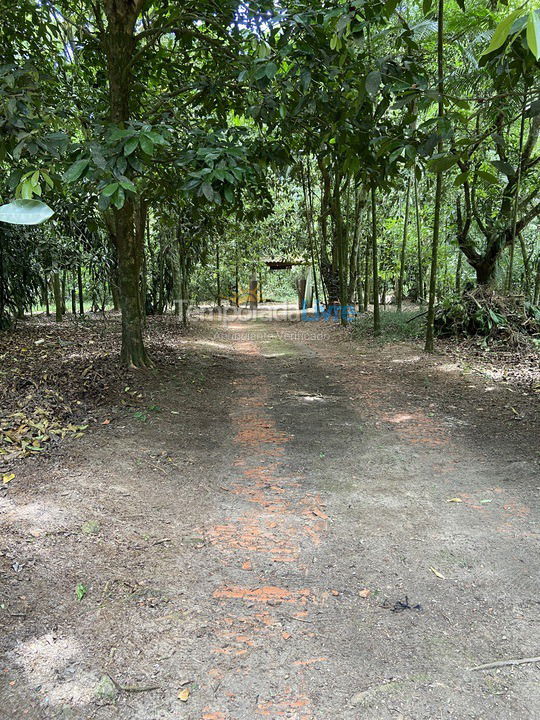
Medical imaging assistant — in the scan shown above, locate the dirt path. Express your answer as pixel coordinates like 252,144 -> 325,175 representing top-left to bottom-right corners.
1,316 -> 539,719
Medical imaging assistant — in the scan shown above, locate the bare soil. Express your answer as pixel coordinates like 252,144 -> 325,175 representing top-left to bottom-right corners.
1,309 -> 539,720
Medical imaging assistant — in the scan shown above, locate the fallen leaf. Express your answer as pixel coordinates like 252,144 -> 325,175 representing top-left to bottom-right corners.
2,473 -> 15,484
102,419 -> 111,425
479,499 -> 492,504
447,497 -> 462,503
358,588 -> 371,598
430,567 -> 445,580
178,687 -> 190,702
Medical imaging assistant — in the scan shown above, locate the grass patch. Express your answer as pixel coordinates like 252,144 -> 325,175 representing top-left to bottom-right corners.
352,309 -> 424,342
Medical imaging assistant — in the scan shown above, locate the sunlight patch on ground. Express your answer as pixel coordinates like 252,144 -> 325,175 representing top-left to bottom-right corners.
386,413 -> 415,424
437,362 -> 461,374
11,633 -> 96,707
390,355 -> 422,364
178,338 -> 231,351
0,497 -> 76,535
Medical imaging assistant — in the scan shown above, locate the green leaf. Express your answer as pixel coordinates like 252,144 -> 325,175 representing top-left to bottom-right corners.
428,154 -> 458,172
75,583 -> 87,601
526,11 -> 540,61
63,158 -> 89,183
454,171 -> 469,186
201,182 -> 214,201
265,61 -> 278,79
102,182 -> 119,197
482,9 -> 522,57
113,187 -> 125,209
20,181 -> 33,199
365,70 -> 381,99
491,159 -> 515,177
478,170 -> 499,185
0,199 -> 54,225
139,135 -> 154,156
124,137 -> 139,156
384,0 -> 399,17
119,178 -> 137,193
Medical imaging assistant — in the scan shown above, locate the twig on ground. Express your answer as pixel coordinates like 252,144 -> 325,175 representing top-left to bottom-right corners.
109,675 -> 160,693
469,656 -> 540,671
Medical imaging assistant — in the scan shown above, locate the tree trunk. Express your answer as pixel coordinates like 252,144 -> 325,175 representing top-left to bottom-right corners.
113,201 -> 150,367
425,0 -> 444,353
371,186 -> 381,336
216,238 -> 221,307
455,251 -> 462,294
249,271 -> 258,309
414,175 -> 424,304
77,266 -> 84,315
103,0 -> 149,367
397,176 -> 411,312
52,272 -> 63,323
533,256 -> 540,304
43,274 -> 50,317
61,271 -> 67,314
296,274 -> 307,310
363,238 -> 370,312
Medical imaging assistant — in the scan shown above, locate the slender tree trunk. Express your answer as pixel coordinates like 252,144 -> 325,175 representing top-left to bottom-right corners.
533,256 -> 540,304
71,286 -> 77,315
519,233 -> 531,298
77,266 -> 84,315
43,274 -> 50,317
397,177 -> 411,312
414,175 -> 424,304
111,281 -> 120,311
425,0 -> 444,353
301,161 -> 321,313
52,272 -> 63,323
363,238 -> 370,312
456,251 -> 462,293
371,186 -> 381,336
235,240 -> 239,307
61,270 -> 67,314
215,238 -> 221,306
249,270 -> 258,309
136,199 -> 148,326
356,244 -> 364,312
506,87 -> 528,293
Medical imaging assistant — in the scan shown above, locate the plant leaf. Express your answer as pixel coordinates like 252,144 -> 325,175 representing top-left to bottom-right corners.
526,11 -> 540,61
63,158 -> 89,183
0,199 -> 54,225
482,9 -> 523,57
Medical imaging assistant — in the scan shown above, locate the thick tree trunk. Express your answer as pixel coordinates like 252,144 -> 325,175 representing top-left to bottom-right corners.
113,201 -> 150,367
103,0 -> 149,367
